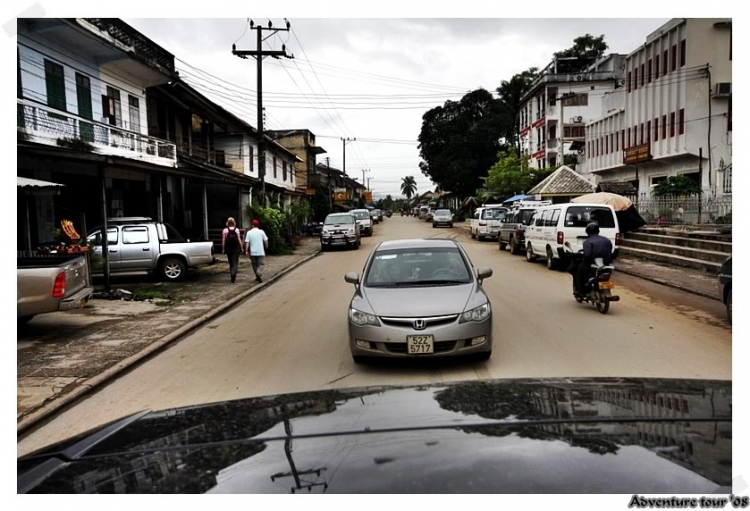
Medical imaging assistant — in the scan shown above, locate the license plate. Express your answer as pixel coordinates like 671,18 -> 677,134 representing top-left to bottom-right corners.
599,281 -> 615,289
407,335 -> 434,355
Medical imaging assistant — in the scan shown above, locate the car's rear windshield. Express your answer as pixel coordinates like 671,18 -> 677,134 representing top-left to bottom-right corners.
353,212 -> 370,220
482,209 -> 506,220
325,215 -> 354,225
436,209 -> 451,215
564,206 -> 616,228
518,209 -> 536,225
365,247 -> 472,287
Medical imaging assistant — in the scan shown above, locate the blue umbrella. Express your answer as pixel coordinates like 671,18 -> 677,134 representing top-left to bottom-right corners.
502,194 -> 530,204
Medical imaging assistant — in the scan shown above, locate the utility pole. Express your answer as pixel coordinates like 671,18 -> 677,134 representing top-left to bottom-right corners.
270,418 -> 329,493
341,137 -> 355,176
232,19 -> 294,206
325,157 -> 333,209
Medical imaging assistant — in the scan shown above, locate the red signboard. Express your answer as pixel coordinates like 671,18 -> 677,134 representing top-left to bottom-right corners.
532,149 -> 546,160
623,143 -> 651,165
520,126 -> 531,137
532,117 -> 546,129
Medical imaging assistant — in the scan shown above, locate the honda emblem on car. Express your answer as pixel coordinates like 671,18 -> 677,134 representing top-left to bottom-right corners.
413,319 -> 426,330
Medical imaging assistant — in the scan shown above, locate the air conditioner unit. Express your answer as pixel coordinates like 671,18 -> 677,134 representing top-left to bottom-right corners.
714,82 -> 732,97
575,75 -> 584,81
575,116 -> 583,123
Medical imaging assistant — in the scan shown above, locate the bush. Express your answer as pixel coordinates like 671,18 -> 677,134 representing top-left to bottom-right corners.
451,208 -> 466,222
245,205 -> 294,255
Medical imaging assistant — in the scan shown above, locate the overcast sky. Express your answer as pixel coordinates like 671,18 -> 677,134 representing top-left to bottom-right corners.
125,18 -> 668,198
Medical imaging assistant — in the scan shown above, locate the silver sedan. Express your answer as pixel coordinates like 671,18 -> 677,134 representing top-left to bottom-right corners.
344,239 -> 493,363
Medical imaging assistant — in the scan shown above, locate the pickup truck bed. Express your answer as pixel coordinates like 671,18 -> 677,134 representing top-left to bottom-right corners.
17,255 -> 93,322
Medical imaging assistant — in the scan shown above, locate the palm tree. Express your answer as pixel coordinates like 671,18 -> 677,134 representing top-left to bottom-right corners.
401,176 -> 417,199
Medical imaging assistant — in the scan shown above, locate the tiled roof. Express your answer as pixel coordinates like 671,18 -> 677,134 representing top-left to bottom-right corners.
528,165 -> 595,195
596,181 -> 637,195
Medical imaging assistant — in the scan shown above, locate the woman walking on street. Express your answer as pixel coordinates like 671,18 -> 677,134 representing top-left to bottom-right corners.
222,217 -> 243,283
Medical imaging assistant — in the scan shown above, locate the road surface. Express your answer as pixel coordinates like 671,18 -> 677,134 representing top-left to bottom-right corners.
18,216 -> 731,456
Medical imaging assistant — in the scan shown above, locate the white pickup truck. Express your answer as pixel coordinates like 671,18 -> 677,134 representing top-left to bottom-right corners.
87,218 -> 215,281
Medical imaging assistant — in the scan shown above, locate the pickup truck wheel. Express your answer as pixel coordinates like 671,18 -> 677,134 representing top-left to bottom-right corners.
499,240 -> 507,251
510,237 -> 520,255
161,257 -> 186,281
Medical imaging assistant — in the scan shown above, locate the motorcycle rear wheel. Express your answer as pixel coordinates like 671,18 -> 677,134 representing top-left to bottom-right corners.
595,293 -> 610,314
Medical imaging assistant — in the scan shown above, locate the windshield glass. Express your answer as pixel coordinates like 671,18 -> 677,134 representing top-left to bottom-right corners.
352,212 -> 370,220
564,206 -> 616,228
324,215 -> 354,225
481,209 -> 507,220
435,209 -> 451,216
365,247 -> 472,287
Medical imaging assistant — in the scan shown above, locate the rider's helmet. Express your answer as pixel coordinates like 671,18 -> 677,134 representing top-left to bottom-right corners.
585,222 -> 600,236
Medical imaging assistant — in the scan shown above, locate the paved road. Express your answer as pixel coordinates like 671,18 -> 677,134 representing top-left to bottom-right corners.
18,216 -> 731,456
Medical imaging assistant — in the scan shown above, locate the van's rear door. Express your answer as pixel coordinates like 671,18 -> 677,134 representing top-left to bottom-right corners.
563,205 -> 619,252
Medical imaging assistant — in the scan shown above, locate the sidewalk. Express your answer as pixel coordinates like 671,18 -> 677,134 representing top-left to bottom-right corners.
17,238 -> 320,426
615,255 -> 720,301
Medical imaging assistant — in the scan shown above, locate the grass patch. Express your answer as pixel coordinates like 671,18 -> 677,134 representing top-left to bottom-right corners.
132,289 -> 170,301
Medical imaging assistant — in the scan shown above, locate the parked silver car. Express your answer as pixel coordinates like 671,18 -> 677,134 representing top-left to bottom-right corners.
344,239 -> 493,363
321,213 -> 361,250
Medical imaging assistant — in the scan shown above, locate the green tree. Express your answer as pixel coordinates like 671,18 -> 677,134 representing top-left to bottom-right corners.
496,67 -> 539,155
310,185 -> 332,222
400,176 -> 418,199
652,176 -> 702,197
553,34 -> 608,70
418,88 -> 508,197
483,150 -> 556,198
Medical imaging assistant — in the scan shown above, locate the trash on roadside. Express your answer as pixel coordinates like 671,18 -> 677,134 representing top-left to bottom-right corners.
113,289 -> 135,301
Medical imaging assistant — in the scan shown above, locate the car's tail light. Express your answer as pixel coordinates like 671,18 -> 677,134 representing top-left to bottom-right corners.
615,233 -> 622,246
557,231 -> 564,245
479,221 -> 487,226
598,272 -> 611,282
515,229 -> 524,237
52,272 -> 66,298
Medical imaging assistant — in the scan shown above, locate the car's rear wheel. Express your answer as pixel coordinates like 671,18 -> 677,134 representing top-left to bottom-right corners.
471,230 -> 476,239
526,243 -> 536,262
546,247 -> 557,270
160,257 -> 186,281
510,237 -> 520,255
499,239 -> 507,251
433,223 -> 437,228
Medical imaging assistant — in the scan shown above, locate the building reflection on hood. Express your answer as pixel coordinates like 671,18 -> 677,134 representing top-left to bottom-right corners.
433,380 -> 731,485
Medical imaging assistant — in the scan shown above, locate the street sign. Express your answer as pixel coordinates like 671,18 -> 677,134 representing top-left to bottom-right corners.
623,143 -> 651,165
306,188 -> 316,196
363,191 -> 372,203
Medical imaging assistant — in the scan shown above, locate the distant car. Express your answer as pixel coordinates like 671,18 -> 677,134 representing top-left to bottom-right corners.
385,210 -> 393,218
498,207 -> 540,255
470,206 -> 508,241
718,256 -> 731,324
320,213 -> 361,251
371,209 -> 384,223
432,209 -> 454,228
350,209 -> 374,237
425,208 -> 437,222
344,238 -> 493,363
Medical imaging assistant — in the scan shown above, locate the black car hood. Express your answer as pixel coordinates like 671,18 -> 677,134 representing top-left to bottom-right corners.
18,378 -> 731,494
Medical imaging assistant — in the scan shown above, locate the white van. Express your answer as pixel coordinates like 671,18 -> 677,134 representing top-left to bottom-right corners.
470,206 -> 508,241
418,205 -> 430,220
524,203 -> 620,270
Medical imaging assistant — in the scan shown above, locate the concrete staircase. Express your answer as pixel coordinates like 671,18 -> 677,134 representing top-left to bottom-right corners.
620,228 -> 732,273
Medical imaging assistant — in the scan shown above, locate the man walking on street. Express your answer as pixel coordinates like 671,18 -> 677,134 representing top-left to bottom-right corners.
245,219 -> 269,283
222,217 -> 243,284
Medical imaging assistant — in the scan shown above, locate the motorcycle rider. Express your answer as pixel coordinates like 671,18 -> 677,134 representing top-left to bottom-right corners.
573,222 -> 613,299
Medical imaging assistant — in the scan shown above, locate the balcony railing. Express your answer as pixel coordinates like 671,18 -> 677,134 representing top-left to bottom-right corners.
18,99 -> 176,166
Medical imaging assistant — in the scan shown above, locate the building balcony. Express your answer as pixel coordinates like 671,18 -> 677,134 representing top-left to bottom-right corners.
18,98 -> 177,167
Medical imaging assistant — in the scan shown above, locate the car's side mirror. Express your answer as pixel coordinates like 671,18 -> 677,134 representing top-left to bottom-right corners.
476,267 -> 493,281
344,272 -> 360,285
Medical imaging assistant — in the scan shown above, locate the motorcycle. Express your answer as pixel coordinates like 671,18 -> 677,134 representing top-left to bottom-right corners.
562,241 -> 620,314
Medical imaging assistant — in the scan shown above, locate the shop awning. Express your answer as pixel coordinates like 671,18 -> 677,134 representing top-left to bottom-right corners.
17,177 -> 64,189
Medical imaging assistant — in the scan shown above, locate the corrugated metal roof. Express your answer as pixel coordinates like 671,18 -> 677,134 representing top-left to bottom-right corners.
17,177 -> 65,188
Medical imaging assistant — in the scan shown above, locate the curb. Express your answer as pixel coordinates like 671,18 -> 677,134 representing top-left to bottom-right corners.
17,249 -> 322,435
616,267 -> 720,302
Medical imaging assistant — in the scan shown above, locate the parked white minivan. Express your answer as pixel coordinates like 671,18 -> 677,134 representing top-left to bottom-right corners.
524,203 -> 620,270
470,206 -> 508,241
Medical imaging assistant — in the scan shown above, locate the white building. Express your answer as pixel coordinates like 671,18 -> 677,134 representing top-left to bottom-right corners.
519,54 -> 626,169
580,18 -> 732,198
